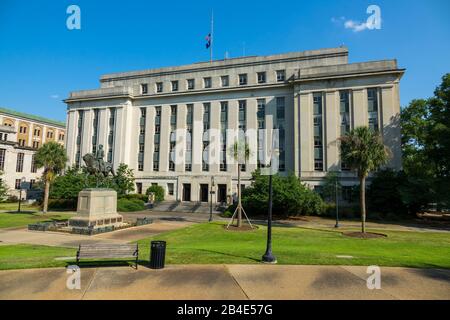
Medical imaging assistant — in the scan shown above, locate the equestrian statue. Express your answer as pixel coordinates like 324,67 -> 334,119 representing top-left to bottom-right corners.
83,144 -> 115,177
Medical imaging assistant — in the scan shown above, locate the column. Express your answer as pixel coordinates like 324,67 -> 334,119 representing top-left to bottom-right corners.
299,92 -> 313,173
159,104 -> 170,172
209,101 -> 220,173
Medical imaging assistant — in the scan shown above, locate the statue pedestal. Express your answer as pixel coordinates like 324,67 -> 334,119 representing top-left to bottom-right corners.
68,188 -> 124,230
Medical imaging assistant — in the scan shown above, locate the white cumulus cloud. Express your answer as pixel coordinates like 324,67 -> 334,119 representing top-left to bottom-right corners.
344,19 -> 369,32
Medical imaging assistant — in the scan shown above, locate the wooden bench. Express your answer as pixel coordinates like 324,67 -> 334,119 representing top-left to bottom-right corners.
76,243 -> 139,269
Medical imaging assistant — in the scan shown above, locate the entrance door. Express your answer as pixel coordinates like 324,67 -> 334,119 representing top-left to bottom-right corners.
182,184 -> 191,202
200,184 -> 209,202
218,184 -> 227,204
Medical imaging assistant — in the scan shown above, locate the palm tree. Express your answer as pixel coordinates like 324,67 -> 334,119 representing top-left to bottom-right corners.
35,142 -> 68,213
340,127 -> 390,233
230,139 -> 251,228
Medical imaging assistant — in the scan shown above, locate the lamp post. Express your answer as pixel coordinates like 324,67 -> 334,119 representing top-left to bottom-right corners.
18,177 -> 26,213
262,128 -> 278,264
209,176 -> 215,222
334,177 -> 340,228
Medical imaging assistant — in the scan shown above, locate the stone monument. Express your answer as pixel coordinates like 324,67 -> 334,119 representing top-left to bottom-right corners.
68,145 -> 124,232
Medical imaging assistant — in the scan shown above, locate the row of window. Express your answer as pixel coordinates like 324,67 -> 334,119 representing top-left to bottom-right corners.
18,126 -> 62,139
313,88 -> 380,172
138,97 -> 287,173
0,149 -> 37,173
140,70 -> 287,94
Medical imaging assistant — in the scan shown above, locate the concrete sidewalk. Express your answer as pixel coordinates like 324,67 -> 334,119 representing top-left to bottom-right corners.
0,265 -> 448,300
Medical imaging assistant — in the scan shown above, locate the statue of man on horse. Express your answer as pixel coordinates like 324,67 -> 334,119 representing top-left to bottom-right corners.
83,144 -> 115,177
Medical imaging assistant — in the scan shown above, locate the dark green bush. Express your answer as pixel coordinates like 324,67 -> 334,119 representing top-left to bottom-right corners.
47,198 -> 77,211
241,170 -> 325,217
117,198 -> 145,212
145,185 -> 165,202
120,193 -> 148,202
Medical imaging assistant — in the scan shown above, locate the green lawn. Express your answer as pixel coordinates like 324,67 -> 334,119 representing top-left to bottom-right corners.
0,211 -> 74,229
136,222 -> 450,269
0,222 -> 449,270
0,202 -> 39,212
0,244 -> 75,270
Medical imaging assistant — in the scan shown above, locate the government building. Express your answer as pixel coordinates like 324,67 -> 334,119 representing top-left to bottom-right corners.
0,108 -> 66,199
64,47 -> 404,204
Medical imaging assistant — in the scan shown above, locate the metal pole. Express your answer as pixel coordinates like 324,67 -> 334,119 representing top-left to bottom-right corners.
262,164 -> 276,263
335,178 -> 340,228
18,189 -> 22,213
209,176 -> 213,222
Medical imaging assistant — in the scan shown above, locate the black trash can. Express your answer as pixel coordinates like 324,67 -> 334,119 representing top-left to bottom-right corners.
149,240 -> 166,269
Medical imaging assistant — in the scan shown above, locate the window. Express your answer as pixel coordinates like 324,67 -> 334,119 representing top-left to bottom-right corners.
31,154 -> 37,173
221,75 -> 229,87
313,93 -> 324,171
0,149 -> 5,171
136,183 -> 143,194
138,108 -> 146,171
276,97 -> 285,120
168,183 -> 174,196
257,72 -> 266,84
204,77 -> 212,88
342,186 -> 354,202
340,90 -> 351,135
276,70 -> 286,82
367,88 -> 379,131
187,79 -> 195,90
19,126 -> 27,134
156,82 -> 163,93
238,100 -> 246,131
239,74 -> 247,85
30,179 -> 35,189
141,83 -> 148,94
16,153 -> 24,172
171,81 -> 178,92
15,179 -> 21,190
153,161 -> 159,171
34,128 -> 41,136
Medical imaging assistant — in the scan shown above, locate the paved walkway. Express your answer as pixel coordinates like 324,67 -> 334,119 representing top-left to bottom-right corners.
0,220 -> 193,248
0,265 -> 448,300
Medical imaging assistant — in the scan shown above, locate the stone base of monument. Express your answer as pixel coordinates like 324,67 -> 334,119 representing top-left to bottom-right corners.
68,188 -> 125,233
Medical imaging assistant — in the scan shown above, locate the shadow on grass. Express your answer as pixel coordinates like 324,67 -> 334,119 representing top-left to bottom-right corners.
3,210 -> 37,214
196,248 -> 260,263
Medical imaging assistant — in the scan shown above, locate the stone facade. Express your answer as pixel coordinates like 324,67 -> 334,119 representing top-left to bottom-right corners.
64,47 -> 404,203
0,108 -> 66,199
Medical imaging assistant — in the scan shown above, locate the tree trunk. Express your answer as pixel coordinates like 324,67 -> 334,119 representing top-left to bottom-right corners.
360,176 -> 366,233
237,164 -> 242,228
43,178 -> 50,214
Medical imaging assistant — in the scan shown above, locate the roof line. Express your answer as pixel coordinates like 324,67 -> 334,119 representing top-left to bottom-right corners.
0,107 -> 66,128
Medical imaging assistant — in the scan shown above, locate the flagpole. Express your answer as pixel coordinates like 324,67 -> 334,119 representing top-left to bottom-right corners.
210,10 -> 213,63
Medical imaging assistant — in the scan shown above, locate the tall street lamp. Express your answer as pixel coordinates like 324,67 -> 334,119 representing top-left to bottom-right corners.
335,175 -> 340,228
18,176 -> 26,213
209,176 -> 215,222
262,128 -> 278,264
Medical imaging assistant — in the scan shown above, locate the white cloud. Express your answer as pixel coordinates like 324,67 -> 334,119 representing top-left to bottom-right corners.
50,94 -> 59,99
344,20 -> 369,32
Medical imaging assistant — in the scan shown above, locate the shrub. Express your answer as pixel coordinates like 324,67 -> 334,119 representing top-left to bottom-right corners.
47,198 -> 77,211
120,193 -> 148,202
145,185 -> 165,202
117,198 -> 145,212
241,170 -> 325,217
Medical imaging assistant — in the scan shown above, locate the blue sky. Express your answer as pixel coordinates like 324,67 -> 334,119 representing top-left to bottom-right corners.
0,0 -> 449,122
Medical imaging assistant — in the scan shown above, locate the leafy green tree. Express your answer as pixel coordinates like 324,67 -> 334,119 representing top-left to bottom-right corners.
401,73 -> 450,209
146,185 -> 165,202
111,163 -> 135,196
340,127 -> 390,233
241,170 -> 325,217
229,140 -> 251,228
34,142 -> 68,213
0,171 -> 9,202
320,172 -> 342,203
